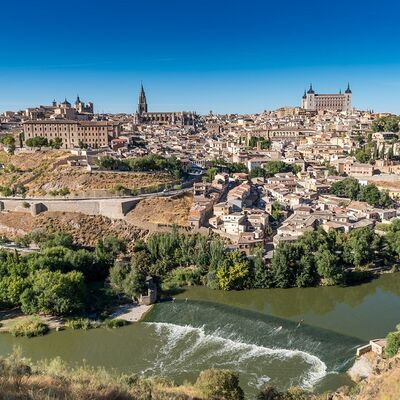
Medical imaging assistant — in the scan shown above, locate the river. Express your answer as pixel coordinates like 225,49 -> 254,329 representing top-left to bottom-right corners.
1,273 -> 400,397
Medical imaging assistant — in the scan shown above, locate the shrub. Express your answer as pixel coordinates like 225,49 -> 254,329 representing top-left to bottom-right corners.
103,319 -> 129,329
0,235 -> 10,244
256,385 -> 280,400
65,318 -> 97,330
162,267 -> 201,291
0,185 -> 12,196
10,317 -> 49,338
113,184 -> 131,195
386,330 -> 400,357
195,369 -> 244,400
22,201 -> 30,208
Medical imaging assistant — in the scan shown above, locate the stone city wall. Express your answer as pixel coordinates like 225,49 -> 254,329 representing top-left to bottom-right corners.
0,198 -> 139,219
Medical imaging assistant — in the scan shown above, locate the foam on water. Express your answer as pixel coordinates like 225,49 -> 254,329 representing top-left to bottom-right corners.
146,321 -> 327,389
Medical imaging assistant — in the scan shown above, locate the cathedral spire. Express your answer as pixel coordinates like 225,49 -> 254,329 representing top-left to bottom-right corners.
345,82 -> 352,94
138,83 -> 148,114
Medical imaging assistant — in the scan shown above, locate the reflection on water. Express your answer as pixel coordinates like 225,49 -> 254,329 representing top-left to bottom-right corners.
174,273 -> 400,340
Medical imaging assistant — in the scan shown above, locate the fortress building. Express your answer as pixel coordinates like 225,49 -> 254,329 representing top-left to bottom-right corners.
133,84 -> 196,126
301,84 -> 352,112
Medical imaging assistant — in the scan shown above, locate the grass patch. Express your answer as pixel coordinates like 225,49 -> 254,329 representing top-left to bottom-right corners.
9,316 -> 49,338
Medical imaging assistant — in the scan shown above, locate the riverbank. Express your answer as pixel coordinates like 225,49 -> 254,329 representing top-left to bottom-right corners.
0,274 -> 399,397
110,303 -> 153,322
0,302 -> 151,336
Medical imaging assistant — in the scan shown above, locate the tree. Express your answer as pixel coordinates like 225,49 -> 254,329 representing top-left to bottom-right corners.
271,201 -> 283,222
41,232 -> 74,249
1,135 -> 16,154
383,220 -> 400,259
385,330 -> 400,357
295,255 -> 318,287
270,243 -> 299,288
195,369 -> 244,400
49,137 -> 63,149
388,145 -> 394,160
95,236 -> 126,267
204,167 -> 218,183
25,136 -> 48,148
109,262 -> 147,301
264,161 -> 297,176
372,115 -> 400,133
216,251 -> 250,290
330,178 -> 360,199
315,245 -> 343,285
209,239 -> 226,270
20,270 -> 86,316
249,167 -> 266,179
358,184 -> 381,207
344,227 -> 379,268
252,247 -> 273,288
380,143 -> 386,160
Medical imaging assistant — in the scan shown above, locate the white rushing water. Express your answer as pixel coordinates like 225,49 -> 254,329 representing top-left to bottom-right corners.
146,321 -> 327,389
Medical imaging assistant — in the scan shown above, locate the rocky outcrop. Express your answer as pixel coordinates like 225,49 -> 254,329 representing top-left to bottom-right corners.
329,354 -> 400,400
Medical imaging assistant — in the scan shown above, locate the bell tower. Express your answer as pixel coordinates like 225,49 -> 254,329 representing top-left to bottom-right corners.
138,83 -> 148,114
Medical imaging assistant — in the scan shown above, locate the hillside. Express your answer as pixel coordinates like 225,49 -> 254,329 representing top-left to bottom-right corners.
1,351 -> 400,400
0,211 -> 148,252
329,353 -> 400,400
0,150 -> 178,196
125,193 -> 192,226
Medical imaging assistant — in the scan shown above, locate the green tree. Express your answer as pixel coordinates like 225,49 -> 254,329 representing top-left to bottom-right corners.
385,330 -> 400,357
315,245 -> 343,285
270,243 -> 299,288
344,227 -> 379,268
295,255 -> 318,287
216,251 -> 250,290
1,135 -> 16,154
25,136 -> 48,148
109,262 -> 147,301
20,270 -> 86,316
372,115 -> 400,133
252,247 -> 273,288
388,145 -> 394,160
203,167 -> 218,183
95,236 -> 126,267
49,137 -> 63,149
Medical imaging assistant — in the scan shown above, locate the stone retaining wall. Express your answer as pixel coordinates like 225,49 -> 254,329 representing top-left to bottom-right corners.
0,198 -> 139,219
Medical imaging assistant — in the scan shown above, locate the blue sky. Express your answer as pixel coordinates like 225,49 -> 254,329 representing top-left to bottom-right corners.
1,0 -> 400,114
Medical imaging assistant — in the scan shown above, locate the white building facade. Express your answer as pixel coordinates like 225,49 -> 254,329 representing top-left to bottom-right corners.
301,84 -> 352,112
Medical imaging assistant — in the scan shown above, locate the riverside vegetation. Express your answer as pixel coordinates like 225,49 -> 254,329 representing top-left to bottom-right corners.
1,220 -> 400,336
2,348 -> 400,400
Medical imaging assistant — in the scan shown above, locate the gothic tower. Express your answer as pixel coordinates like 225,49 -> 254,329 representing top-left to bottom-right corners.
138,83 -> 148,114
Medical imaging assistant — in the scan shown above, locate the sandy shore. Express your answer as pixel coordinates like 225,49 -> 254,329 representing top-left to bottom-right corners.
111,303 -> 153,322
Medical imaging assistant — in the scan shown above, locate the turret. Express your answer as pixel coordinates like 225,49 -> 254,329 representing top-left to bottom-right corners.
305,84 -> 316,110
344,83 -> 352,112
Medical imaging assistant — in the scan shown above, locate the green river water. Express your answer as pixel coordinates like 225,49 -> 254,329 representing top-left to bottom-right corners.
1,273 -> 400,397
